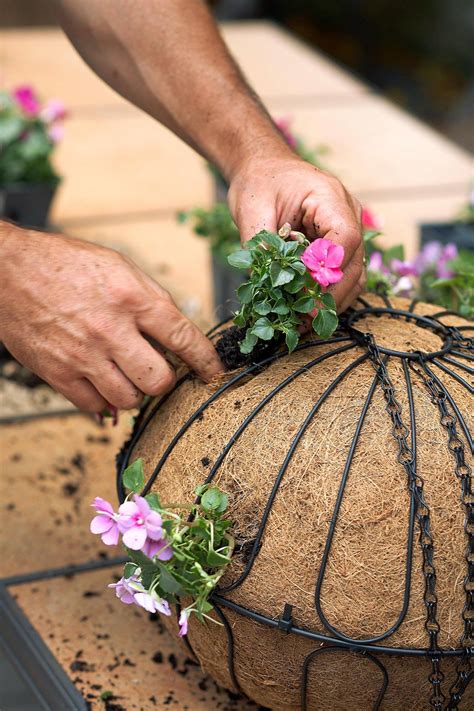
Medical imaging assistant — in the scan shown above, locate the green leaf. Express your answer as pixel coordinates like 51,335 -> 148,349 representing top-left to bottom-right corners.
251,317 -> 275,341
0,115 -> 24,143
195,484 -> 208,496
285,329 -> 299,353
293,295 -> 316,313
272,299 -> 290,315
254,300 -> 272,315
123,458 -> 145,493
320,293 -> 337,312
363,229 -> 381,243
383,245 -> 405,265
282,240 -> 300,256
270,262 -> 294,287
258,231 -> 285,251
201,487 -> 223,512
145,492 -> 161,511
228,250 -> 253,269
157,562 -> 183,595
206,549 -> 231,567
239,330 -> 258,354
292,260 -> 307,275
233,310 -> 247,327
312,309 -> 339,340
284,273 -> 307,294
236,281 -> 253,304
124,562 -> 137,579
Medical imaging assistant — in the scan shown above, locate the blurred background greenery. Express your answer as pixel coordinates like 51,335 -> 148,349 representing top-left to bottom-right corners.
2,0 -> 473,151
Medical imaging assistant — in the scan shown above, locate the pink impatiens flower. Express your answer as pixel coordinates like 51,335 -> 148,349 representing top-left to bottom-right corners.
361,207 -> 381,230
142,536 -> 173,561
178,608 -> 192,637
90,497 -> 120,546
13,85 -> 40,116
47,123 -> 65,144
275,117 -> 298,149
118,495 -> 165,551
134,591 -> 171,616
108,574 -> 141,604
40,98 -> 67,123
302,238 -> 344,288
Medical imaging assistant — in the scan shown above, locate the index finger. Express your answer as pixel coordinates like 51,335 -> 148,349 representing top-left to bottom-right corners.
137,300 -> 224,382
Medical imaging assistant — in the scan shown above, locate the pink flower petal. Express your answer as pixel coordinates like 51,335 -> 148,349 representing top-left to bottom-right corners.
90,514 -> 113,534
134,592 -> 157,613
133,494 -> 150,518
325,243 -> 344,268
101,525 -> 120,546
118,501 -> 139,517
122,526 -> 148,550
325,268 -> 343,285
92,497 -> 114,515
145,511 -> 163,540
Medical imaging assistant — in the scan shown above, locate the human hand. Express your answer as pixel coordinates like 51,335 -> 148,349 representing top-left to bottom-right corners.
228,156 -> 364,313
0,223 -> 223,412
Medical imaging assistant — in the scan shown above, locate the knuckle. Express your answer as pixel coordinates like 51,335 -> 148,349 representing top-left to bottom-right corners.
168,318 -> 196,351
146,368 -> 176,397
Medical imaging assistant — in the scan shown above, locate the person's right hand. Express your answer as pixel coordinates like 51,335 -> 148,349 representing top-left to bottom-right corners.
0,222 -> 223,413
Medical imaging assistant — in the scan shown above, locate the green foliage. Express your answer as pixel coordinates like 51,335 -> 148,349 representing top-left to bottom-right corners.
122,458 -> 145,494
421,249 -> 474,318
125,483 -> 233,624
178,203 -> 241,264
230,230 -> 339,354
0,91 -> 60,187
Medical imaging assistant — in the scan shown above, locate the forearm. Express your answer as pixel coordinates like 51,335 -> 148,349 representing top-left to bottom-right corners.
52,0 -> 292,181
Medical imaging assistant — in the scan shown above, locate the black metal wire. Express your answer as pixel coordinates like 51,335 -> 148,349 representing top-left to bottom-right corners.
117,302 -> 474,709
300,646 -> 388,711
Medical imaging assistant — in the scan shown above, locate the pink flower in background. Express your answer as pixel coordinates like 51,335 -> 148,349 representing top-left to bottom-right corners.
437,243 -> 458,279
118,495 -> 164,551
393,276 -> 415,296
368,251 -> 389,275
142,536 -> 173,561
48,123 -> 65,143
302,238 -> 344,287
275,117 -> 298,149
90,497 -> 120,546
391,258 -> 418,277
414,241 -> 442,274
40,98 -> 67,123
13,85 -> 40,116
108,574 -> 141,604
361,207 -> 381,230
134,591 -> 171,616
178,608 -> 191,637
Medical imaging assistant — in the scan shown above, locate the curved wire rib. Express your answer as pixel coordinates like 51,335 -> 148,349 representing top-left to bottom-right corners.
432,359 -> 474,394
200,342 -> 357,487
300,646 -> 388,711
217,351 -> 370,595
314,358 -> 417,644
137,337 -> 352,496
440,355 -> 474,376
452,350 -> 474,362
212,605 -> 242,693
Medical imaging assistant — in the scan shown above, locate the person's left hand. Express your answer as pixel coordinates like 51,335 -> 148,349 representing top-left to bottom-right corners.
228,156 -> 364,314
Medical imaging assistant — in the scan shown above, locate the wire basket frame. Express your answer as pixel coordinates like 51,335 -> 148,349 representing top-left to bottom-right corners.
117,296 -> 474,710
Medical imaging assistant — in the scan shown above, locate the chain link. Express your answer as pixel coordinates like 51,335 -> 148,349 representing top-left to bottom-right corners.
363,335 -> 446,709
409,357 -> 473,710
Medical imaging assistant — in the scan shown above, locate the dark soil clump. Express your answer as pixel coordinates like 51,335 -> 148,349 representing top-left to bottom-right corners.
215,326 -> 281,370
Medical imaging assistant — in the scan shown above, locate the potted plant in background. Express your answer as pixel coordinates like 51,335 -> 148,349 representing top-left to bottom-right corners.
420,187 -> 474,251
179,117 -> 328,318
0,85 -> 66,229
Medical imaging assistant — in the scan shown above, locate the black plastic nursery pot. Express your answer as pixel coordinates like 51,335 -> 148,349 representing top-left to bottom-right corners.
420,221 -> 474,250
0,182 -> 58,229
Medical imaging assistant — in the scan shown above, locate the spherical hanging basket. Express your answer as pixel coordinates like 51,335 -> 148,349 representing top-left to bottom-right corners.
117,294 -> 474,710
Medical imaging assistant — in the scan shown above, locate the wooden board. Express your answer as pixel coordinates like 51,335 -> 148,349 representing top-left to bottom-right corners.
10,568 -> 260,710
0,414 -> 131,578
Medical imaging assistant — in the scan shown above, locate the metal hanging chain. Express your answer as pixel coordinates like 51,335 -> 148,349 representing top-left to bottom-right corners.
363,334 -> 446,710
410,358 -> 474,710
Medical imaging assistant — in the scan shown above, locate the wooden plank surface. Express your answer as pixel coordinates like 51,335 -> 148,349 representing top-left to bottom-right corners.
10,568 -> 258,710
0,415 -> 131,578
